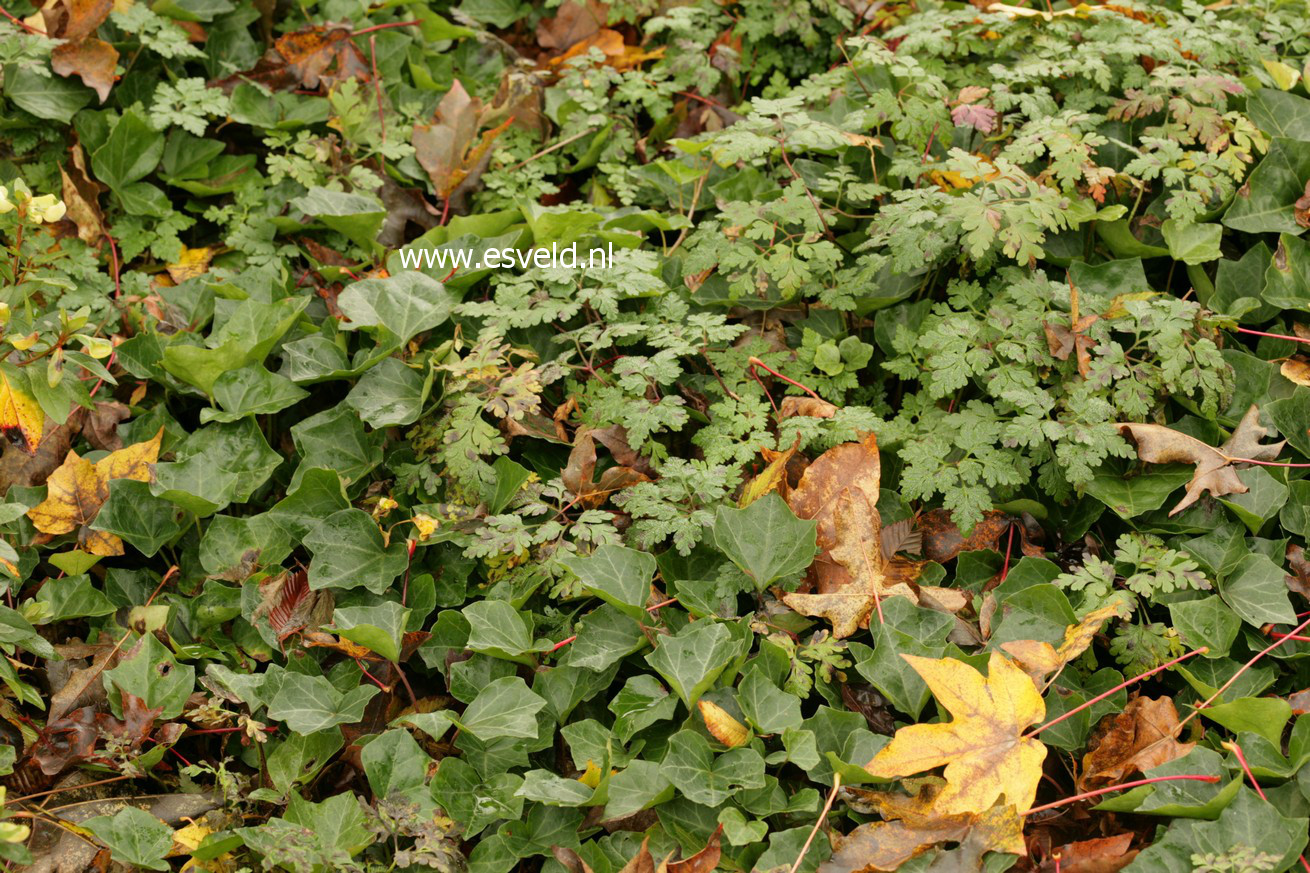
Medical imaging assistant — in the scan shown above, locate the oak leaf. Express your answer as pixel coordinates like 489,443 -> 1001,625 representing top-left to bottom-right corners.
1117,404 -> 1284,516
865,652 -> 1047,815
1079,696 -> 1193,790
1001,602 -> 1129,685
26,428 -> 164,556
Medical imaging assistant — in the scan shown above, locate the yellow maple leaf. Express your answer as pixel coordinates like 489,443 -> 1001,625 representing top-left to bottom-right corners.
26,428 -> 164,556
865,652 -> 1046,815
0,367 -> 44,454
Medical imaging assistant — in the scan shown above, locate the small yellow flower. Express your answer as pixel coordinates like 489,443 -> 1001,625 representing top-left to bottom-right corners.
411,513 -> 439,541
27,194 -> 67,224
0,186 -> 12,215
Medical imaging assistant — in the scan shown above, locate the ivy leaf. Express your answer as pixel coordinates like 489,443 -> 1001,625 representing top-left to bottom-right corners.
865,652 -> 1047,815
661,730 -> 766,806
90,479 -> 186,557
645,620 -> 741,708
334,602 -> 411,662
84,807 -> 173,871
266,672 -> 380,734
337,272 -> 455,347
713,493 -> 817,591
458,676 -> 547,739
303,508 -> 409,594
361,728 -> 429,799
563,544 -> 656,620
1217,553 -> 1297,626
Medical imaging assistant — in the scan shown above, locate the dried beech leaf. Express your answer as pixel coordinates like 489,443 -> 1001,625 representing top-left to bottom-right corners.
1118,404 -> 1285,516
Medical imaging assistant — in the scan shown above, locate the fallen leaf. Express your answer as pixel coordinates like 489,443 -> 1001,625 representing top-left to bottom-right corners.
1286,544 -> 1310,602
920,509 -> 1011,564
41,0 -> 112,42
784,488 -> 915,637
1290,686 -> 1310,716
166,246 -> 219,284
50,38 -> 118,102
1039,833 -> 1137,873
665,825 -> 721,873
788,431 -> 880,548
778,396 -> 838,420
1117,404 -> 1285,516
0,368 -> 45,454
536,0 -> 607,51
26,428 -> 164,556
825,782 -> 1024,872
60,141 -> 107,246
1001,602 -> 1129,685
697,700 -> 749,747
881,519 -> 921,557
214,24 -> 370,93
1281,357 -> 1310,386
413,80 -> 514,203
738,442 -> 797,508
866,652 -> 1046,815
562,427 -> 650,509
1079,696 -> 1193,790
546,28 -> 665,72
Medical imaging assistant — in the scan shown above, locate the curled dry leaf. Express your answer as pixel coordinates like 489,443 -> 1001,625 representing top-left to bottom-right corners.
1001,602 -> 1130,685
920,508 -> 1011,564
737,441 -> 798,508
413,80 -> 514,203
1286,543 -> 1310,602
1117,404 -> 1285,516
51,39 -> 119,103
1038,834 -> 1137,873
865,652 -> 1046,815
60,142 -> 107,246
536,0 -> 608,51
697,700 -> 749,747
778,395 -> 838,421
664,825 -> 721,873
562,427 -> 651,509
1078,696 -> 1193,791
213,24 -> 370,93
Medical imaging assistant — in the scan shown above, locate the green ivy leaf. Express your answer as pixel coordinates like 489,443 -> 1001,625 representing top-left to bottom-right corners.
712,493 -> 817,591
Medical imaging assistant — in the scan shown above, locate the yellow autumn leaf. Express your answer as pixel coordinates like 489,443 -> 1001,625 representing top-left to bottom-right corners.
578,760 -> 605,788
26,428 -> 164,555
698,699 -> 750,747
0,367 -> 44,454
1001,601 -> 1129,685
738,442 -> 797,508
865,652 -> 1046,816
166,245 -> 219,284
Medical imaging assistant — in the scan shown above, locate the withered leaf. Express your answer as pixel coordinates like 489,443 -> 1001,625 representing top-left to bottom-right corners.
1040,834 -> 1137,873
413,80 -> 513,202
41,0 -> 112,42
60,142 -> 107,246
920,508 -> 1011,564
1118,404 -> 1285,516
697,700 -> 748,747
665,825 -> 721,873
51,38 -> 118,103
778,395 -> 838,421
562,427 -> 650,509
1001,602 -> 1129,685
1295,178 -> 1310,230
1079,696 -> 1193,790
1281,357 -> 1310,387
738,441 -> 797,507
214,24 -> 370,93
536,0 -> 607,51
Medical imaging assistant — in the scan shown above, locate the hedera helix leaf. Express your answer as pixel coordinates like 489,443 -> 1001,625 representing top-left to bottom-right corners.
645,619 -> 741,708
563,543 -> 656,620
712,493 -> 817,591
265,672 -> 380,734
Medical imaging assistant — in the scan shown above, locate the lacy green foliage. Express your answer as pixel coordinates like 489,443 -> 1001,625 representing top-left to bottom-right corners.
4,0 -> 1310,869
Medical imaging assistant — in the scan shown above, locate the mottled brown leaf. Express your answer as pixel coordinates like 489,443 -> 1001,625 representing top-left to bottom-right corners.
1079,696 -> 1193,790
50,38 -> 118,102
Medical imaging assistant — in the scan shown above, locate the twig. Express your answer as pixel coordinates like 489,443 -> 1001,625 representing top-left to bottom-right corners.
351,19 -> 420,37
748,356 -> 828,404
789,773 -> 841,873
1022,774 -> 1220,816
1024,648 -> 1207,739
368,35 -> 387,171
507,126 -> 602,172
14,774 -> 133,804
0,6 -> 42,35
1235,326 -> 1310,345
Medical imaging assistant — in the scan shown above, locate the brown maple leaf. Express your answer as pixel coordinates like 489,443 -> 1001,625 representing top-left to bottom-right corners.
213,24 -> 370,93
1118,404 -> 1285,516
562,427 -> 650,509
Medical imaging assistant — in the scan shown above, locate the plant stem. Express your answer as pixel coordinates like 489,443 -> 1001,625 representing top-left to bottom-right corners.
1225,741 -> 1310,873
747,356 -> 828,403
1235,326 -> 1310,345
1023,774 -> 1220,816
351,19 -> 420,36
789,773 -> 841,873
1024,647 -> 1207,739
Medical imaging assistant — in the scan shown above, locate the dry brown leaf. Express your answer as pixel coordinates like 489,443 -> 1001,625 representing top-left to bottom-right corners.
1290,686 -> 1310,716
1079,696 -> 1194,790
825,783 -> 1024,872
545,28 -> 665,72
60,142 -> 106,246
697,701 -> 748,747
778,396 -> 838,420
536,0 -> 608,51
788,431 -> 880,547
1039,833 -> 1137,873
412,80 -> 514,202
866,652 -> 1046,815
41,0 -> 111,41
1281,357 -> 1310,386
562,427 -> 650,509
1118,404 -> 1285,516
1295,178 -> 1310,230
25,428 -> 163,556
1286,543 -> 1310,603
50,38 -> 118,102
213,24 -> 370,93
663,825 -> 721,873
1001,602 -> 1129,685
920,508 -> 1011,564
881,518 -> 921,557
